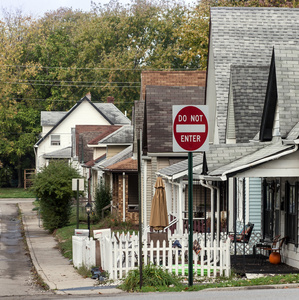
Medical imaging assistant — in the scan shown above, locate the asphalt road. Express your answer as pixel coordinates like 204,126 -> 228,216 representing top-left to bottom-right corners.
0,199 -> 51,298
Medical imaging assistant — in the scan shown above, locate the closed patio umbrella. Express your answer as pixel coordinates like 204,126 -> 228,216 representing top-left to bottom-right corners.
149,177 -> 169,231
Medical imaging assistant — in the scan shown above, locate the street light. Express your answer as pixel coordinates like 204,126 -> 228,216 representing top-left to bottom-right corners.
85,202 -> 92,238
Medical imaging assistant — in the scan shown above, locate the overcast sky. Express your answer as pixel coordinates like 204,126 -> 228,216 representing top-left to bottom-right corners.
0,0 -> 196,19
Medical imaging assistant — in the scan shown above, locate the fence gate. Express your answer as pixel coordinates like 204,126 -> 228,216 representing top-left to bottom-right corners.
24,169 -> 35,189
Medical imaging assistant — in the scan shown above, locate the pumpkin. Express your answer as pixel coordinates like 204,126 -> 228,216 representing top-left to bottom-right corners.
269,252 -> 281,264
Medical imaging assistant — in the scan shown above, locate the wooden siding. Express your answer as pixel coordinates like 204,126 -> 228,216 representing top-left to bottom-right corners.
107,145 -> 127,158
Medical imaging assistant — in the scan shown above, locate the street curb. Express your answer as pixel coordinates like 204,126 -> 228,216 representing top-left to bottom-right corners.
203,283 -> 299,292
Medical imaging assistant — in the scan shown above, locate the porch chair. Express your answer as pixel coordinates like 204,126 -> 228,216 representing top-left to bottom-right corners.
229,222 -> 254,243
255,236 -> 286,264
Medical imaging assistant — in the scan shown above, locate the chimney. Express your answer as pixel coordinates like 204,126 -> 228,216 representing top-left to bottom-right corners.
86,92 -> 91,100
107,96 -> 114,103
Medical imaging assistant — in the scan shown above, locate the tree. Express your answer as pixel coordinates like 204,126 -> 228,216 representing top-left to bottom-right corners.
31,161 -> 80,232
95,181 -> 112,219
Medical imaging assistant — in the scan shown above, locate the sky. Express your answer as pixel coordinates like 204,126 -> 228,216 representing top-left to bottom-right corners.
0,0 -> 197,19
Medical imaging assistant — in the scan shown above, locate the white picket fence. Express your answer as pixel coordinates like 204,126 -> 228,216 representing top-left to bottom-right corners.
72,236 -> 96,268
99,232 -> 231,280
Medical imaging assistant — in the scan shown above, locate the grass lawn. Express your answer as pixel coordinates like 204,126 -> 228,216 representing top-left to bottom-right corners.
0,188 -> 36,198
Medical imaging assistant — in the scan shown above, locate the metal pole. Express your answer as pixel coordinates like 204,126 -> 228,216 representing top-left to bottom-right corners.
138,135 -> 143,289
77,179 -> 79,229
188,151 -> 193,286
87,213 -> 90,238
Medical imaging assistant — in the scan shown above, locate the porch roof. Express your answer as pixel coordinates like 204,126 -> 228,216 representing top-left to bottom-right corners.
43,146 -> 72,159
157,139 -> 296,181
157,142 -> 266,180
92,145 -> 133,171
209,139 -> 296,178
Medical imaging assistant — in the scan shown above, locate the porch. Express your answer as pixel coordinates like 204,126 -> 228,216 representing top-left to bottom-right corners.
231,254 -> 299,275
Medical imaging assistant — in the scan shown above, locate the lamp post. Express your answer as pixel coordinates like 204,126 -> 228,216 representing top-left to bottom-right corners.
85,202 -> 92,238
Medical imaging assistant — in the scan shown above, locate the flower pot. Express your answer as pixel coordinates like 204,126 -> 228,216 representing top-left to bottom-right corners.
269,252 -> 281,264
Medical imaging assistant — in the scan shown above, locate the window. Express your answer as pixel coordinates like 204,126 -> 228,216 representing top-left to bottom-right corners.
128,174 -> 138,212
285,182 -> 298,246
51,135 -> 60,146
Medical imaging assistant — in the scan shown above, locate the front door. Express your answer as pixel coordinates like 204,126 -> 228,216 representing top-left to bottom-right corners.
263,180 -> 274,240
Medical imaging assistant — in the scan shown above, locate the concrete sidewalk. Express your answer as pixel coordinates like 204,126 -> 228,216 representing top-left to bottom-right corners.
19,201 -> 124,296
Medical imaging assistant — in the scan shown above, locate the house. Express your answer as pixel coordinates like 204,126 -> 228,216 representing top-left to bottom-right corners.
156,7 -> 299,268
34,94 -> 131,173
88,125 -> 136,222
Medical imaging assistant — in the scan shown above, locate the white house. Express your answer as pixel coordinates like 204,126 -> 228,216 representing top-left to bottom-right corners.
34,94 -> 131,173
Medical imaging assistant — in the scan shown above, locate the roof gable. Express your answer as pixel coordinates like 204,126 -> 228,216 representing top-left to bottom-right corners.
227,65 -> 269,143
260,49 -> 277,141
209,7 -> 299,143
274,45 -> 299,138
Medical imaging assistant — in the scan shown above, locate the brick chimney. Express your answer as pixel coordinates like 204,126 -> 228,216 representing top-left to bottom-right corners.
107,96 -> 114,103
85,92 -> 91,100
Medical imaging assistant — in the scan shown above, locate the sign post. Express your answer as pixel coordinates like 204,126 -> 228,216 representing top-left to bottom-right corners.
72,178 -> 84,229
173,105 -> 209,286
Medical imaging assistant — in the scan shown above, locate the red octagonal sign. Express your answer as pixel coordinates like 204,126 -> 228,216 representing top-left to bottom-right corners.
173,105 -> 209,152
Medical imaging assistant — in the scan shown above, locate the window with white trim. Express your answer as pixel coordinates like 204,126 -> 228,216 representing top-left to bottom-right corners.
51,134 -> 60,146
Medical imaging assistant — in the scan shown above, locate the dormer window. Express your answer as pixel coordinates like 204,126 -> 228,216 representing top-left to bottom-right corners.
51,135 -> 60,146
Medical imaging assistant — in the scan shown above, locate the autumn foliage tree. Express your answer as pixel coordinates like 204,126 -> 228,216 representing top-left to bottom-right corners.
1,0 -> 298,186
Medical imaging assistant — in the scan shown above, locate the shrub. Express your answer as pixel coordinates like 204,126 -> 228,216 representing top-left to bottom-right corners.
31,160 -> 80,232
95,181 -> 112,219
119,263 -> 183,292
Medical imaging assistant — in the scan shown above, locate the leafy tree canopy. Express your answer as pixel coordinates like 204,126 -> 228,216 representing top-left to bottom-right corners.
0,0 -> 298,186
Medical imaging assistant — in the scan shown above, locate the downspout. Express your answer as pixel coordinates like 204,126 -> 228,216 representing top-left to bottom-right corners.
169,179 -> 185,235
200,180 -> 215,245
143,160 -> 147,232
123,172 -> 126,222
200,180 -> 220,246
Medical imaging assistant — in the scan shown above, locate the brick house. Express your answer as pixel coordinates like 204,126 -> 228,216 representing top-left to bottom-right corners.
133,71 -> 206,229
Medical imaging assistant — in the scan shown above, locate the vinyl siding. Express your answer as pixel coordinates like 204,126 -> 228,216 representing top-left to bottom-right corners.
249,177 -> 262,232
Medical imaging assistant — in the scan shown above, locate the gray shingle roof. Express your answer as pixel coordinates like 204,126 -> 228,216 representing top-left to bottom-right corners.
41,111 -> 67,126
210,140 -> 294,176
229,65 -> 269,143
99,125 -> 133,144
93,145 -> 133,170
286,122 -> 299,140
157,142 -> 266,178
275,46 -> 299,138
158,139 -> 295,179
210,7 -> 299,143
43,147 -> 72,159
93,103 -> 131,125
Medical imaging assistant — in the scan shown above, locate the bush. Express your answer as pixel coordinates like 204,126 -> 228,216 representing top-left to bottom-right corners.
119,263 -> 183,292
95,181 -> 112,219
31,160 -> 80,232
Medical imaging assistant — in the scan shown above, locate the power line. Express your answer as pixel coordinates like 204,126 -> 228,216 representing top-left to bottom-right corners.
1,64 -> 199,71
1,97 -> 137,103
0,81 -> 141,88
2,79 -> 141,84
1,64 -> 143,71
